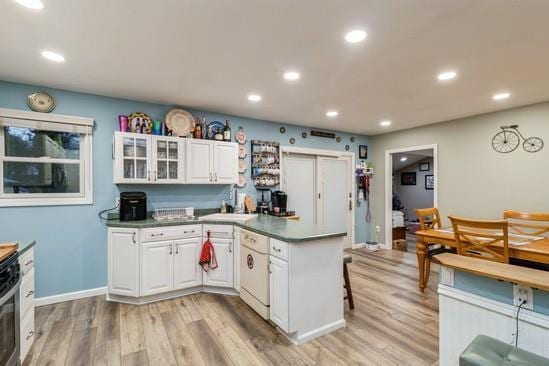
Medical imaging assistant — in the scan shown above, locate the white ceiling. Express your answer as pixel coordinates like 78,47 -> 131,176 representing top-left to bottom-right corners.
2,0 -> 549,135
392,149 -> 433,171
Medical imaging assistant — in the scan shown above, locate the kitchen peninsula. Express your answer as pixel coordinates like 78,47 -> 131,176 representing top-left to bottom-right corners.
106,214 -> 346,344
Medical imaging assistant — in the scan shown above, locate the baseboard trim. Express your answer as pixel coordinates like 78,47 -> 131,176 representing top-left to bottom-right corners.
35,286 -> 107,307
282,319 -> 346,345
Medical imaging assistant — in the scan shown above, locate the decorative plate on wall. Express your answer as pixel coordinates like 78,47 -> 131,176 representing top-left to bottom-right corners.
239,159 -> 247,173
336,136 -> 341,143
280,127 -> 286,134
302,132 -> 307,139
165,109 -> 194,136
128,112 -> 153,133
237,174 -> 247,187
290,137 -> 296,144
345,145 -> 350,151
236,127 -> 247,144
350,136 -> 355,142
27,91 -> 55,113
238,145 -> 247,158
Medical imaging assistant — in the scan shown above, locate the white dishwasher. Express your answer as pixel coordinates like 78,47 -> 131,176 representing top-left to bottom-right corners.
239,228 -> 270,319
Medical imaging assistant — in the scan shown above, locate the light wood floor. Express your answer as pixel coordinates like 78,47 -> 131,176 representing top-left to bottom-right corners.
25,249 -> 440,366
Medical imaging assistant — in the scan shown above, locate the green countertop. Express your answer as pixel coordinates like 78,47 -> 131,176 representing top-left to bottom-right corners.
106,215 -> 346,243
0,240 -> 35,255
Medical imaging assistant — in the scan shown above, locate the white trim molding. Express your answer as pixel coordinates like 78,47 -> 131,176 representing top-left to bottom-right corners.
384,144 -> 438,249
0,107 -> 94,127
35,286 -> 107,307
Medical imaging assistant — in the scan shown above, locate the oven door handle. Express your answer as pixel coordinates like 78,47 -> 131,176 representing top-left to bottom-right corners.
0,275 -> 21,305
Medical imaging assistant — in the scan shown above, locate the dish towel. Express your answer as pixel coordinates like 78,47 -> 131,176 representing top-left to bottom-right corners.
199,231 -> 218,272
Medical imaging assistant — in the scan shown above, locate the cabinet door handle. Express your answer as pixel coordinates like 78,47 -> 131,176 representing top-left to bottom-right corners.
209,173 -> 213,182
175,246 -> 179,254
229,241 -> 232,253
26,330 -> 34,340
214,173 -> 218,182
154,171 -> 157,181
132,232 -> 137,244
151,233 -> 164,237
147,170 -> 151,181
268,261 -> 272,274
24,259 -> 34,266
26,290 -> 34,298
169,246 -> 173,255
273,247 -> 281,252
183,230 -> 195,234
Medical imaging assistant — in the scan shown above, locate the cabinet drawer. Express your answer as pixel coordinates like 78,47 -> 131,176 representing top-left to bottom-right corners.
203,224 -> 233,239
141,225 -> 202,242
241,229 -> 269,254
20,268 -> 35,318
20,309 -> 35,363
270,239 -> 288,261
19,248 -> 34,276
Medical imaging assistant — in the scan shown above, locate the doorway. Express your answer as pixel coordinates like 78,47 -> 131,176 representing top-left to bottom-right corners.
384,144 -> 438,250
281,147 -> 355,248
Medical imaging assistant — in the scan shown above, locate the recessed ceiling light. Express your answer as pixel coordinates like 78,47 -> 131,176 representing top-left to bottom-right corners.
248,94 -> 261,102
15,0 -> 44,9
326,110 -> 338,117
400,156 -> 408,162
437,71 -> 457,81
283,71 -> 300,81
345,30 -> 367,43
41,51 -> 65,63
493,92 -> 510,100
380,120 -> 392,127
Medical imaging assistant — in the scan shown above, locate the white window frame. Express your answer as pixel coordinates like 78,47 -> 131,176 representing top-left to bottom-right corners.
0,108 -> 94,207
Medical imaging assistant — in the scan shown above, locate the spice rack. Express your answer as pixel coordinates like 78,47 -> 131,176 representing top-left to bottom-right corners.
251,140 -> 280,188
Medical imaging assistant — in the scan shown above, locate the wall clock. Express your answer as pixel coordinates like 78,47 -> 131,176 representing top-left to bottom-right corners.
27,91 -> 55,113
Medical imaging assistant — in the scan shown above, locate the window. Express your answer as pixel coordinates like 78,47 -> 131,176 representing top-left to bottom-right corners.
0,108 -> 94,206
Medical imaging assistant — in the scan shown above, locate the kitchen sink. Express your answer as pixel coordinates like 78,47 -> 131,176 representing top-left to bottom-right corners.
200,213 -> 258,223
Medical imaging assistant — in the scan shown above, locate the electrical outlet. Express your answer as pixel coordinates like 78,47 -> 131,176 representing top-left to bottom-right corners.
513,284 -> 533,310
375,225 -> 381,233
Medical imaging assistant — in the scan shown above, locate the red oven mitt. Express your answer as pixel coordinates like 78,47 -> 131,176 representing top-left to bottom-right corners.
199,231 -> 218,272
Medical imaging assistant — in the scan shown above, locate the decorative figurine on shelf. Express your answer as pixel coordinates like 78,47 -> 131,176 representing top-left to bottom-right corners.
193,117 -> 203,139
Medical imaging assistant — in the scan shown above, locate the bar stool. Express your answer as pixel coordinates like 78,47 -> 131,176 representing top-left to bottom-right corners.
343,255 -> 354,310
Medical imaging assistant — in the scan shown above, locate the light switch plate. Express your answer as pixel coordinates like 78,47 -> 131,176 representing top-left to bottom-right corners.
513,284 -> 534,310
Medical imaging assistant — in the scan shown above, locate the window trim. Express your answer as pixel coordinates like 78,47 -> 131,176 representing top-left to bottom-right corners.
0,108 -> 94,207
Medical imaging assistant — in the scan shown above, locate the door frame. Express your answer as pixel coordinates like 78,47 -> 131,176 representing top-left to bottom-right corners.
384,144 -> 438,250
280,146 -> 355,247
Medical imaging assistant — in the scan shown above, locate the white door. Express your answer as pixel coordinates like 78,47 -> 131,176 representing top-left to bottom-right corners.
203,238 -> 234,288
152,137 -> 184,183
114,132 -> 151,184
213,142 -> 238,184
282,153 -> 316,225
186,140 -> 213,183
318,157 -> 353,248
108,229 -> 139,297
173,238 -> 202,289
141,240 -> 174,296
269,256 -> 289,332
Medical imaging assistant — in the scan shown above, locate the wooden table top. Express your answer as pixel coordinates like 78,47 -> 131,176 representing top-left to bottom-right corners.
416,228 -> 549,263
0,242 -> 18,262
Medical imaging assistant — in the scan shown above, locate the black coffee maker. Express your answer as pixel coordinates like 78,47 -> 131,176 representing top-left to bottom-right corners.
257,188 -> 271,214
271,191 -> 288,213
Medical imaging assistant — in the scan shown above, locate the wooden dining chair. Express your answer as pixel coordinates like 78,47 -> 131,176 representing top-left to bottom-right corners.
504,210 -> 549,237
449,216 -> 509,263
415,208 -> 455,287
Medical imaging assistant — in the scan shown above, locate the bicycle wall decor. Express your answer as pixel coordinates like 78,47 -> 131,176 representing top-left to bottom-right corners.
491,124 -> 544,153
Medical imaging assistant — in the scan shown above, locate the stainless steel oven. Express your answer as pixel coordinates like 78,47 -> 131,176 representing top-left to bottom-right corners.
0,252 -> 21,366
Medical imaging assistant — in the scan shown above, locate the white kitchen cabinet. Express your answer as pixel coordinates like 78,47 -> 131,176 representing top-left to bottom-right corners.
141,240 -> 174,296
113,132 -> 152,184
19,248 -> 35,363
213,142 -> 238,183
173,237 -> 203,290
203,238 -> 234,288
270,255 -> 290,332
151,136 -> 184,183
186,140 -> 214,183
108,228 -> 139,297
186,140 -> 238,184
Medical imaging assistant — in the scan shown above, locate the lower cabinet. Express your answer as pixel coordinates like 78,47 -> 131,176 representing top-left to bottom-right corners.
203,238 -> 234,288
269,255 -> 290,332
108,228 -> 139,297
174,238 -> 203,289
141,240 -> 174,296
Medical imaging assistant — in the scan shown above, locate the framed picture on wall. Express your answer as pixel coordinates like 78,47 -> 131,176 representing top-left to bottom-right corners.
359,145 -> 368,159
425,174 -> 434,190
419,162 -> 430,171
401,172 -> 416,185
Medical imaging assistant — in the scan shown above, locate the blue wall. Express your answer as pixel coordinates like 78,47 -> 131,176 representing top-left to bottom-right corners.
0,80 -> 371,298
453,270 -> 549,316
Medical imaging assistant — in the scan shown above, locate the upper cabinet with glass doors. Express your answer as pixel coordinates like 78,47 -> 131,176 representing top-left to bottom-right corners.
113,132 -> 184,184
113,132 -> 238,185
